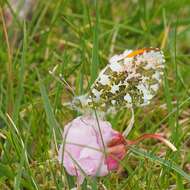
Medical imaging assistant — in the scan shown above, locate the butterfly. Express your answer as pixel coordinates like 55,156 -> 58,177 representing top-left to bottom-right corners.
72,48 -> 165,113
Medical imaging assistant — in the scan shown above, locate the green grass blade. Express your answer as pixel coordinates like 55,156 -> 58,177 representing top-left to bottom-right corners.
37,70 -> 61,142
90,0 -> 99,85
131,147 -> 190,182
13,22 -> 27,124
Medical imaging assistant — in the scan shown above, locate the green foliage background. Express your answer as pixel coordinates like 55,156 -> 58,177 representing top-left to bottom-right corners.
0,0 -> 190,189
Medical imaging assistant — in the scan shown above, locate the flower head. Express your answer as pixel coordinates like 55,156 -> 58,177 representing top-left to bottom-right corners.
58,115 -> 126,184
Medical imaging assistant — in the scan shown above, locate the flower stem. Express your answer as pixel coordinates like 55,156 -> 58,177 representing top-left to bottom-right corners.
126,134 -> 177,152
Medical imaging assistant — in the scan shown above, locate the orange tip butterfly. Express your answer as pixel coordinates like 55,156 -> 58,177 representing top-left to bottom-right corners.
72,48 -> 165,113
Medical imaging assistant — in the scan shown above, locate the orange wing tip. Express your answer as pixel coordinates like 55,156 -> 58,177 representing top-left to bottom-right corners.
127,48 -> 161,58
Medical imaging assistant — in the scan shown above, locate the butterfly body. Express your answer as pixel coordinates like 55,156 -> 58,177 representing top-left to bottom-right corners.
73,48 -> 165,113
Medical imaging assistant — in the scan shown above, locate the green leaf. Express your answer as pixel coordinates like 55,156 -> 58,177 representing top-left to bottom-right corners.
0,163 -> 14,179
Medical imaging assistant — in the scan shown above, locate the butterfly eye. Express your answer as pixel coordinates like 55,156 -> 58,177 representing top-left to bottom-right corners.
72,97 -> 82,107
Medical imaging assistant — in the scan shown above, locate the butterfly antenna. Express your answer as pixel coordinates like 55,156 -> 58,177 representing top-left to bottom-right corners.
49,66 -> 80,111
58,73 -> 76,97
49,65 -> 76,97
